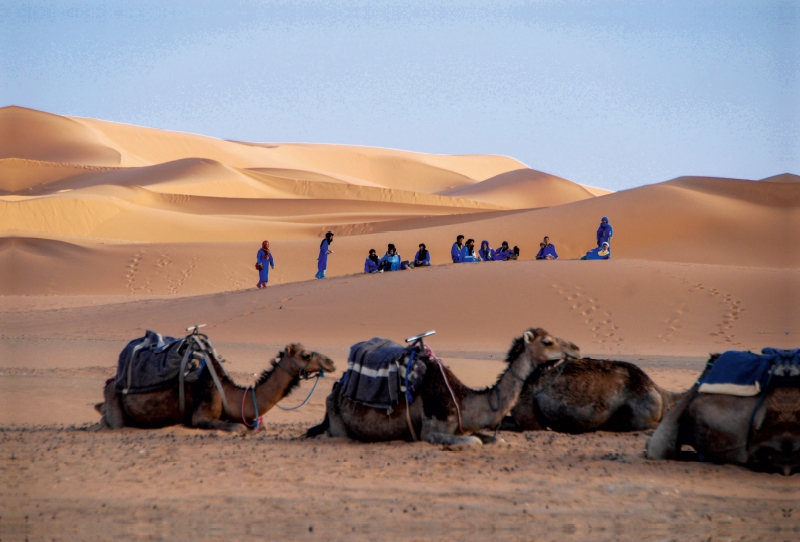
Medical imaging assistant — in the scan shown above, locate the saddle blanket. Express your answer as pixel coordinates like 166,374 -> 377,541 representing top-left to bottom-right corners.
340,337 -> 417,409
699,348 -> 800,396
115,330 -> 198,393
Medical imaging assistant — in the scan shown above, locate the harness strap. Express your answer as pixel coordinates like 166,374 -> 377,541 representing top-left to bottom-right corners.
178,343 -> 193,417
425,346 -> 464,434
241,386 -> 261,429
190,335 -> 229,415
124,337 -> 152,394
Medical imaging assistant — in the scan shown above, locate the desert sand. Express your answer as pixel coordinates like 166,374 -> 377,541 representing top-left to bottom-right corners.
1,106 -> 798,540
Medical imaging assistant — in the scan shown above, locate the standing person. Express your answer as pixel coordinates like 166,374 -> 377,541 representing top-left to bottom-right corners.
478,240 -> 493,261
540,236 -> 558,260
255,240 -> 275,289
411,243 -> 431,267
364,249 -> 380,273
451,235 -> 465,263
315,231 -> 334,279
597,216 -> 613,246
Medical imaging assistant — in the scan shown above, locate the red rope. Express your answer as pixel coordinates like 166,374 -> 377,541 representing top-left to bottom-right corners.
425,345 -> 463,434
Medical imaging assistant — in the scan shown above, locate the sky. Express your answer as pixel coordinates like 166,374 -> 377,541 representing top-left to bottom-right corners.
2,0 -> 798,190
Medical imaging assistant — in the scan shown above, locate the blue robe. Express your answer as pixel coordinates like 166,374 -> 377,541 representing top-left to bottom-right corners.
256,250 -> 274,282
540,244 -> 558,259
379,252 -> 402,271
414,250 -> 431,265
451,243 -> 464,263
597,222 -> 613,245
493,249 -> 511,261
318,239 -> 330,272
479,241 -> 492,261
364,257 -> 379,273
581,247 -> 610,260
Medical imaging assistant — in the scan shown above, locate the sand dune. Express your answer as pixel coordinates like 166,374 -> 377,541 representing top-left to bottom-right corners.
761,173 -> 800,183
440,168 -> 596,208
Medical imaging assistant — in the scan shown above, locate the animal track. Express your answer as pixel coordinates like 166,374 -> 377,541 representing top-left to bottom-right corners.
552,283 -> 623,349
658,303 -> 686,342
168,256 -> 198,294
125,250 -> 146,293
689,283 -> 744,347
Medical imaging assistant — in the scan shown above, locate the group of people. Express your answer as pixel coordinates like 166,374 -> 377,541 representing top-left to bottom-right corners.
451,236 -> 519,263
255,218 -> 614,287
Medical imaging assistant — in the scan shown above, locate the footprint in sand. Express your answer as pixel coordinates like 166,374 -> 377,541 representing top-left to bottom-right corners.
125,250 -> 146,293
168,256 -> 198,294
690,283 -> 744,347
658,303 -> 686,342
552,283 -> 624,350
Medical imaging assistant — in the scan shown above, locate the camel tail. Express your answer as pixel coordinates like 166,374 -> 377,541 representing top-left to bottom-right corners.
94,402 -> 105,415
304,414 -> 330,438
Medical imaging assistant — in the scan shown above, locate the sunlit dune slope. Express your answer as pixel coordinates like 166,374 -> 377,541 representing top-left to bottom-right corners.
440,168 -> 596,208
760,173 -> 800,183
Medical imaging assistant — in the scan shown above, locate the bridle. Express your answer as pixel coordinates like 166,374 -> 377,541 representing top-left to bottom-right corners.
272,352 -> 315,381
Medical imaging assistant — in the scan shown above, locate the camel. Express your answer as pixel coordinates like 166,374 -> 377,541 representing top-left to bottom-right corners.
96,343 -> 336,432
647,355 -> 800,475
305,328 -> 581,447
501,358 -> 685,433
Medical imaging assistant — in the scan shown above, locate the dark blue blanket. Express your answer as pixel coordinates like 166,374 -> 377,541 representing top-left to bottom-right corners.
115,330 -> 189,393
341,338 -> 410,408
699,348 -> 800,396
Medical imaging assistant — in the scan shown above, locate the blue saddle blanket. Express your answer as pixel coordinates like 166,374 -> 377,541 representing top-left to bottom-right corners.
698,348 -> 800,396
340,337 -> 411,408
115,330 -> 191,393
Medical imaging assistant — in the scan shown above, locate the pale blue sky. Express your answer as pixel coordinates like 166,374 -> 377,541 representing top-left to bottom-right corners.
2,0 -> 797,190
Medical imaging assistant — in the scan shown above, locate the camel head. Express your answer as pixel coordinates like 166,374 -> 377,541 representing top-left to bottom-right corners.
517,328 -> 581,371
275,343 -> 336,378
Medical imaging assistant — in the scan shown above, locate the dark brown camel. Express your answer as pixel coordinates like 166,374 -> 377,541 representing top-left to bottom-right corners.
96,344 -> 336,432
646,355 -> 800,475
501,357 -> 684,433
306,329 -> 581,448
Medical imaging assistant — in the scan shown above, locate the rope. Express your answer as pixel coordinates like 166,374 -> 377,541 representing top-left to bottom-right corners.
276,373 -> 324,411
241,386 -> 262,429
424,345 -> 463,434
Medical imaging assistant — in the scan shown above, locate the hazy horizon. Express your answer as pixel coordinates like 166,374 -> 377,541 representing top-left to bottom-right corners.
2,0 -> 798,190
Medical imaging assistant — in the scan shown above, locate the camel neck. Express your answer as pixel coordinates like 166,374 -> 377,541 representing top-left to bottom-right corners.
223,363 -> 299,422
458,349 -> 534,433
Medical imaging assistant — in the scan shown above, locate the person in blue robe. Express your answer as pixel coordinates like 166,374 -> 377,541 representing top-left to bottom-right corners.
255,240 -> 275,288
540,236 -> 558,259
451,235 -> 465,263
581,242 -> 611,260
597,217 -> 613,246
364,249 -> 380,273
411,243 -> 431,267
478,240 -> 493,261
462,239 -> 479,262
379,244 -> 405,271
315,231 -> 334,279
493,241 -> 512,260
535,242 -> 546,260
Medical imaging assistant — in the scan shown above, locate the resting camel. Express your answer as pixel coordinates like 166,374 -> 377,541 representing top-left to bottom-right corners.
502,358 -> 684,433
306,328 -> 581,447
96,344 -> 336,432
646,355 -> 800,475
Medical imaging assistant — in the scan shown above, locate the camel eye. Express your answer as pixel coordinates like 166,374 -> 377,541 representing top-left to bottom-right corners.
542,338 -> 553,346
302,353 -> 312,360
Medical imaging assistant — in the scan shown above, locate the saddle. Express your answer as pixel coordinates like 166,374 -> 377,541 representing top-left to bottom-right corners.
339,337 -> 427,409
698,348 -> 800,397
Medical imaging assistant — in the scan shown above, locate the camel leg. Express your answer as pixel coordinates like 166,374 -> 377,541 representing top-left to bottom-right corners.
325,387 -> 351,438
420,417 -> 481,450
646,389 -> 696,460
102,381 -> 126,429
191,399 -> 247,433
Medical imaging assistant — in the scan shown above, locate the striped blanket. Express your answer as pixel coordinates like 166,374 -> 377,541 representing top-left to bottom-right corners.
340,337 -> 413,408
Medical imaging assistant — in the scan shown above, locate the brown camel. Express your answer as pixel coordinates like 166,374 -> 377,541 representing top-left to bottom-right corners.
501,358 -> 685,433
96,344 -> 336,432
646,355 -> 800,475
305,328 -> 581,447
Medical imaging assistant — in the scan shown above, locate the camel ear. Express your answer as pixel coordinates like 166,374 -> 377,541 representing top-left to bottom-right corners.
523,330 -> 535,344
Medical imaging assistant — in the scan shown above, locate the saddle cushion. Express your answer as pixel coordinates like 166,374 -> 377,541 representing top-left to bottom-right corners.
699,348 -> 800,396
115,330 -> 192,393
340,337 -> 410,408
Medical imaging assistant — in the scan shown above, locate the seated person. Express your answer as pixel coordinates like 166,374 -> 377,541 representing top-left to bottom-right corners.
410,243 -> 431,267
461,239 -> 479,262
379,244 -> 410,271
539,236 -> 558,260
581,241 -> 611,260
492,241 -> 513,261
451,235 -> 465,263
535,242 -> 546,260
510,246 -> 520,260
364,249 -> 380,273
478,240 -> 493,262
